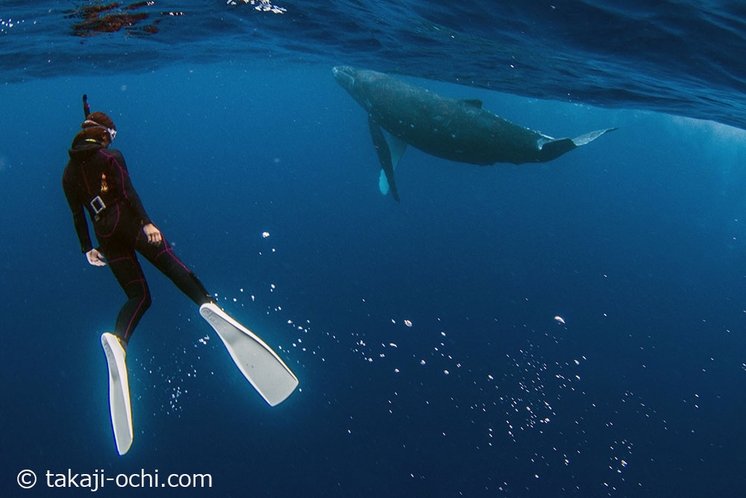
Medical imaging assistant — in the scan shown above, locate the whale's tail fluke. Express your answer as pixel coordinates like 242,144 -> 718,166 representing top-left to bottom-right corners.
539,127 -> 617,162
572,127 -> 618,147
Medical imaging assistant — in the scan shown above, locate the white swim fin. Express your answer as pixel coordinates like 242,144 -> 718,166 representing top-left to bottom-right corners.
199,303 -> 299,406
101,332 -> 133,456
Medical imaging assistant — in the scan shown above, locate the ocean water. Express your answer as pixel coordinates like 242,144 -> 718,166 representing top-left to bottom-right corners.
2,1 -> 746,497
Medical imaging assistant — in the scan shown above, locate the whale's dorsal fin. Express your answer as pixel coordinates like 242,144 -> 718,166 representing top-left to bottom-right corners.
460,99 -> 483,109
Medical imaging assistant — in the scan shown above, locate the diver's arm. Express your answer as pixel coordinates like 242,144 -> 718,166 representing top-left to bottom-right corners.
107,149 -> 153,226
62,176 -> 94,254
71,206 -> 94,254
108,150 -> 161,245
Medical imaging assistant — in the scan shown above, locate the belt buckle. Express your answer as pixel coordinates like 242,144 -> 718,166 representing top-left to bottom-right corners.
90,196 -> 106,214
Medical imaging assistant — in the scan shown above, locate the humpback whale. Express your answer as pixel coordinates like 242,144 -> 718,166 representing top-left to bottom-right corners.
332,66 -> 615,201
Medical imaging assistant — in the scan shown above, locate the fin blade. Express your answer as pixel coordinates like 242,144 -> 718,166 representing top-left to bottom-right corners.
101,333 -> 133,456
200,304 -> 298,406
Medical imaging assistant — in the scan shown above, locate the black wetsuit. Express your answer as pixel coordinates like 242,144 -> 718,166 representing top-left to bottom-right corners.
62,139 -> 212,345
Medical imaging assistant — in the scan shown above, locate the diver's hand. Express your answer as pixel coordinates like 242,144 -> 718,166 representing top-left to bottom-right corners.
86,248 -> 107,267
143,223 -> 162,246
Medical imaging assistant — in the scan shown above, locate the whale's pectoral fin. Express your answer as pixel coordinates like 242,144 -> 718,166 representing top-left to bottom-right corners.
379,131 -> 407,199
368,116 -> 406,202
539,127 -> 617,161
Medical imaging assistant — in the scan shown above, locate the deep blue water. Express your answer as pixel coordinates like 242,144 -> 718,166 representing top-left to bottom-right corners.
3,2 -> 746,497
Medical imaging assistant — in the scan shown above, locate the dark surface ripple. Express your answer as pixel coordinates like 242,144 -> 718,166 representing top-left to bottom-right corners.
2,0 -> 746,128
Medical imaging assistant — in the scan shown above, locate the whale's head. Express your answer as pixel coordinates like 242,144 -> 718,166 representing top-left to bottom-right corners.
332,66 -> 375,112
332,65 -> 357,92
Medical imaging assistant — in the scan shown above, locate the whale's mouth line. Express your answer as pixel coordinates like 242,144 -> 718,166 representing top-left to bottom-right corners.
332,66 -> 355,88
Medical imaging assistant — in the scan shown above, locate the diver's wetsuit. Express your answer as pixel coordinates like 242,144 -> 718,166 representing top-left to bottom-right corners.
62,139 -> 212,345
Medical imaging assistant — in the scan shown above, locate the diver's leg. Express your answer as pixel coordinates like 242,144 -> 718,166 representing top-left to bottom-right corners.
135,231 -> 213,306
106,250 -> 152,346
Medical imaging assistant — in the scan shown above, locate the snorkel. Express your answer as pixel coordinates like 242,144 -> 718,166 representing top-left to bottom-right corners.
80,95 -> 117,142
83,94 -> 90,118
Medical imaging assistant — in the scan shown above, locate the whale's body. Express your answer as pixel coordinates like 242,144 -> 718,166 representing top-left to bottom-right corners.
332,66 -> 615,201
